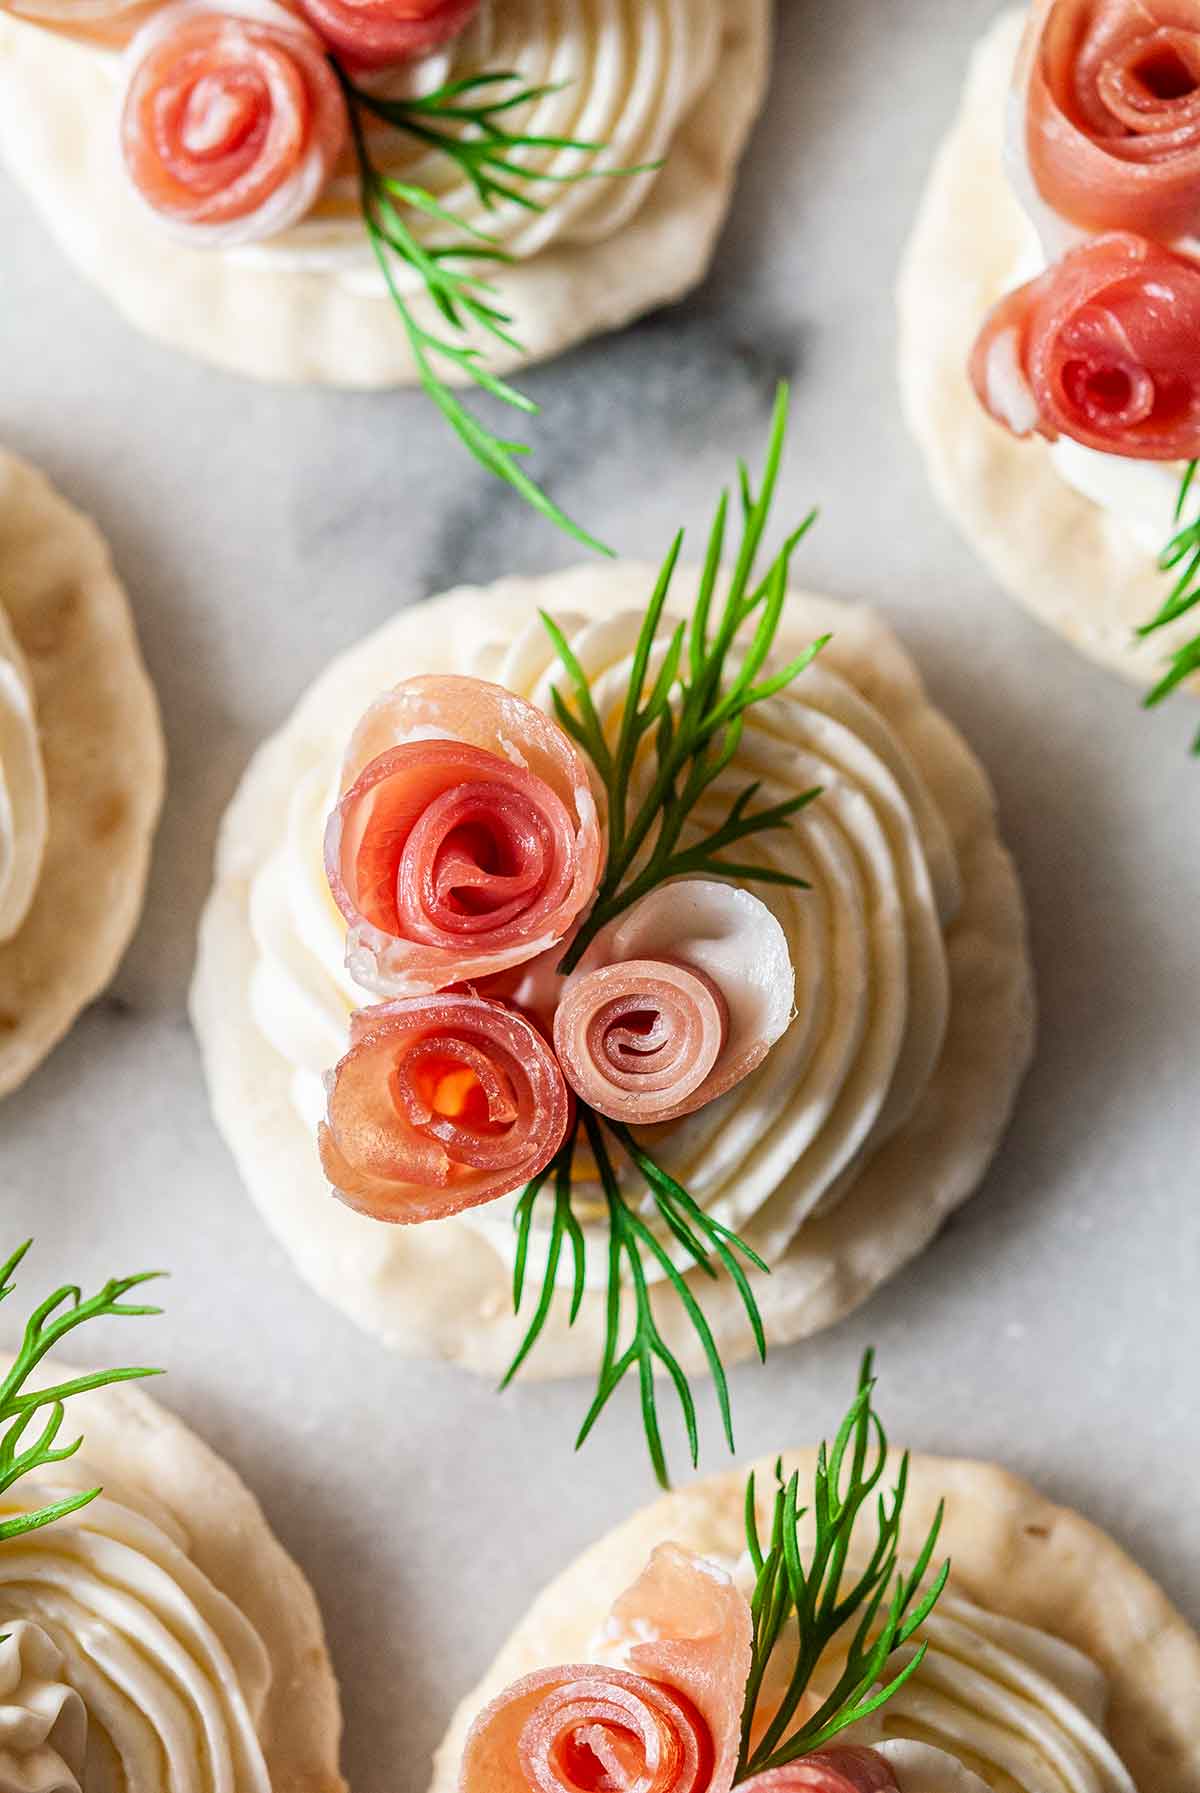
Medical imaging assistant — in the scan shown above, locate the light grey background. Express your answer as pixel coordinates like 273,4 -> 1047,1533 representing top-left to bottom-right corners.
2,2 -> 1198,1787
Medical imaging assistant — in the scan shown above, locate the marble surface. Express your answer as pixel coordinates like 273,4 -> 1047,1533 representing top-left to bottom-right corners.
2,2 -> 1199,1788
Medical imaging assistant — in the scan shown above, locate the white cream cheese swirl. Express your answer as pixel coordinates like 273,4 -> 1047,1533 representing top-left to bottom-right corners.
0,1475 -> 272,1793
0,604 -> 49,946
0,1622 -> 87,1793
248,605 -> 961,1289
874,1594 -> 1136,1793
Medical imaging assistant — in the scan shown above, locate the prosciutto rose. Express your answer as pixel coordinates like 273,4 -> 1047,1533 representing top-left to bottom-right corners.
459,1544 -> 900,1793
553,881 -> 794,1125
460,1546 -> 751,1793
969,230 -> 1200,456
120,0 -> 348,247
319,992 -> 571,1222
325,675 -> 604,999
296,0 -> 478,69
1022,0 -> 1200,241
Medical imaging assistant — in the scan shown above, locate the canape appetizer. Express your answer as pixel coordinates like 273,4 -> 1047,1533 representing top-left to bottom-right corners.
0,0 -> 769,545
0,451 -> 162,1097
0,1241 -> 345,1792
193,392 -> 1034,1482
899,0 -> 1200,745
432,1357 -> 1199,1793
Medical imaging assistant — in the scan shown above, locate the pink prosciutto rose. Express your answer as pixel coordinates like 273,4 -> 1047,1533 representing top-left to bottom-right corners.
297,0 -> 478,70
1022,0 -> 1200,240
120,0 -> 347,246
319,992 -> 571,1223
970,230 -> 1200,456
552,881 -> 795,1126
325,675 -> 605,999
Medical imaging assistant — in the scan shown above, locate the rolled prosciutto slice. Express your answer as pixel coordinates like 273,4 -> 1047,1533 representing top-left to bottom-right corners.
740,1756 -> 899,1793
969,230 -> 1200,456
120,0 -> 348,247
1023,0 -> 1200,241
553,881 -> 794,1125
319,992 -> 571,1222
325,676 -> 604,999
296,0 -> 478,70
461,1545 -> 752,1793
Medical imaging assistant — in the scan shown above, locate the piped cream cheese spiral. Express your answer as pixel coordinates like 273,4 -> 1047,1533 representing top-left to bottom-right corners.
0,1475 -> 273,1793
875,1594 -> 1136,1793
248,603 -> 961,1289
0,1622 -> 87,1793
0,604 -> 48,945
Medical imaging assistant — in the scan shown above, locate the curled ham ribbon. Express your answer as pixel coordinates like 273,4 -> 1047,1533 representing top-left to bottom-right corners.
318,992 -> 571,1222
465,1669 -> 712,1793
740,1756 -> 899,1793
120,0 -> 348,247
1023,0 -> 1200,240
969,230 -> 1200,456
461,1545 -> 752,1793
325,676 -> 604,999
553,881 -> 795,1125
296,0 -> 478,70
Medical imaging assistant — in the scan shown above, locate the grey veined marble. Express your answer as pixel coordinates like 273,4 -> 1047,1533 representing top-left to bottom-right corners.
1,4 -> 1198,1793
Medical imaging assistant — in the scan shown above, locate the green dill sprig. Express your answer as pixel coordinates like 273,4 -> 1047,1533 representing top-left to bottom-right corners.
0,1242 -> 164,1543
1139,460 -> 1200,753
497,387 -> 829,1486
545,383 -> 827,974
349,69 -> 649,214
335,64 -> 640,553
502,1111 -> 767,1490
734,1353 -> 949,1775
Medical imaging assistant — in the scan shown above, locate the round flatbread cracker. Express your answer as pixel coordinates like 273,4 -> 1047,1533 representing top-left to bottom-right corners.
0,1 -> 769,388
429,1450 -> 1200,1793
0,1354 -> 346,1793
897,7 -> 1200,697
191,564 -> 1034,1375
0,450 -> 163,1097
